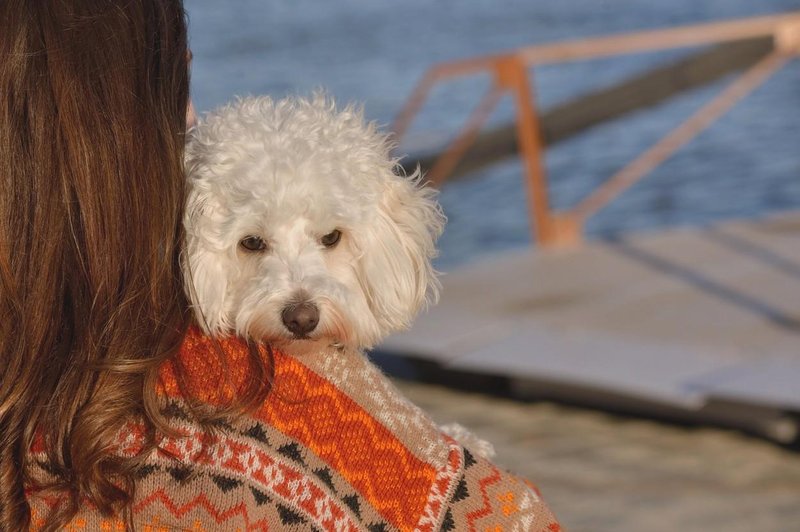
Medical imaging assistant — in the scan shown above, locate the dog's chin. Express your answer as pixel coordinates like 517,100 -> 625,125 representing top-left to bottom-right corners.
242,308 -> 360,355
248,326 -> 351,356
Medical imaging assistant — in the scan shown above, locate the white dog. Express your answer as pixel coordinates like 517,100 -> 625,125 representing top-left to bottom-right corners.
183,94 -> 494,458
183,94 -> 444,354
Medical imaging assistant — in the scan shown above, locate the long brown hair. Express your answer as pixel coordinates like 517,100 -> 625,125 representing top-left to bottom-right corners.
0,1 -> 190,529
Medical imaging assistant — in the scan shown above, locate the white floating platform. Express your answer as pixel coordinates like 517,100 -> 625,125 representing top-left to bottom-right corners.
380,212 -> 800,438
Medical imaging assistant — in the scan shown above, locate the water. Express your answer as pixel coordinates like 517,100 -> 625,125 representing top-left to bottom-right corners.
186,0 -> 800,269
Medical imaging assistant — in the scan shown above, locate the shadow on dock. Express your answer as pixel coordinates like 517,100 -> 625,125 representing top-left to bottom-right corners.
606,237 -> 800,331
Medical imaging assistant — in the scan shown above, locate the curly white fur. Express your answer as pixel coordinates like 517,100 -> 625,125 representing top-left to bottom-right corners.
183,94 -> 445,352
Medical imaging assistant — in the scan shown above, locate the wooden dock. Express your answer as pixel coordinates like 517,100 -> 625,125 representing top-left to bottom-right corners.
380,13 -> 800,443
378,212 -> 800,444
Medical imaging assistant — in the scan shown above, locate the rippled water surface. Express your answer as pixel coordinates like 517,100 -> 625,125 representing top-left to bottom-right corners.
187,0 -> 800,268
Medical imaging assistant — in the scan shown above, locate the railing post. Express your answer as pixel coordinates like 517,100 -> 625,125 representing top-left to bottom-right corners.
775,19 -> 800,53
494,56 -> 580,247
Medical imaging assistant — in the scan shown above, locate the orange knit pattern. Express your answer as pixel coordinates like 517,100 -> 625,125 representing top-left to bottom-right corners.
159,329 -> 438,530
26,327 -> 561,531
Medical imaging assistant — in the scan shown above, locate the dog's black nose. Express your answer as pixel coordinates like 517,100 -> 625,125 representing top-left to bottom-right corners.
281,303 -> 319,336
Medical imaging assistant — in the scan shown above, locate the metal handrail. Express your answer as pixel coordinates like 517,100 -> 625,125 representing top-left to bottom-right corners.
392,12 -> 800,247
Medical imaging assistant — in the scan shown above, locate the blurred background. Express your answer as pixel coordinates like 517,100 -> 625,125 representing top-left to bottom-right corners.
186,1 -> 800,530
187,0 -> 800,269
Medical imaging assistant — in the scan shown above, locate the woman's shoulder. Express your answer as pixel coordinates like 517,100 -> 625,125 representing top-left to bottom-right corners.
29,327 -> 560,530
152,327 -> 561,530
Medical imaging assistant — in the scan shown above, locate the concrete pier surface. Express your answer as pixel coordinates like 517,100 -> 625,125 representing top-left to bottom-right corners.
381,211 -> 800,442
394,378 -> 800,532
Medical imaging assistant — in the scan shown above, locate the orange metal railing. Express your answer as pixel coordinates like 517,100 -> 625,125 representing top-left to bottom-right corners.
391,12 -> 800,247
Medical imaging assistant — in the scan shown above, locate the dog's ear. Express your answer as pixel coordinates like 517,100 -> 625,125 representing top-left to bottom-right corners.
182,124 -> 238,337
356,170 -> 445,337
182,192 -> 234,336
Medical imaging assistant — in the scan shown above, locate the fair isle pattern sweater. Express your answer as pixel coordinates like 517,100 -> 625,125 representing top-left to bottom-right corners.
27,327 -> 560,531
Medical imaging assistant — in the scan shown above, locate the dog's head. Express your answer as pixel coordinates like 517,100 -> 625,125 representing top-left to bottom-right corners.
183,94 -> 444,350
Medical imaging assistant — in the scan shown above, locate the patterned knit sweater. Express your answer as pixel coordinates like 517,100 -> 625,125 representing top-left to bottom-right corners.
27,327 -> 560,531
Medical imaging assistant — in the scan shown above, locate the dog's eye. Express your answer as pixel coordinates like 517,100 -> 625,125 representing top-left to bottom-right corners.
239,235 -> 267,252
320,229 -> 342,248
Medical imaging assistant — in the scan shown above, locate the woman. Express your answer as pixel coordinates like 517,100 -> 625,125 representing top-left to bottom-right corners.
1,1 -> 559,530
0,1 -> 208,529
